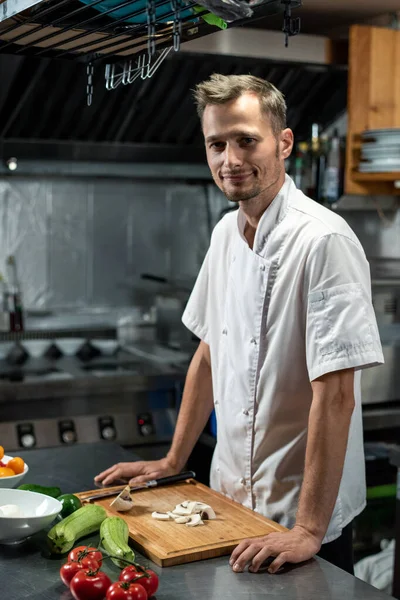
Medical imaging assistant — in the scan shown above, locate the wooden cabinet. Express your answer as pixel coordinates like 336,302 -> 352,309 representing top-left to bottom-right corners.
346,25 -> 400,195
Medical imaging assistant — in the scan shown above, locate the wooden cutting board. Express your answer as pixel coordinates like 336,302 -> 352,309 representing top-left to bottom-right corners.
76,479 -> 287,567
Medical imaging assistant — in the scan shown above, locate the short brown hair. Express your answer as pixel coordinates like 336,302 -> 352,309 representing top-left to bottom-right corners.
194,73 -> 287,136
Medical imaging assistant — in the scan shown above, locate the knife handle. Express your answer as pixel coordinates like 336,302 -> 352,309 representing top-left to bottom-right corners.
146,471 -> 196,488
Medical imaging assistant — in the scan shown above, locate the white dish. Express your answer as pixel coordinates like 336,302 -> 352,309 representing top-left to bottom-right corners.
55,338 -> 85,355
0,342 -> 16,360
361,147 -> 400,157
359,165 -> 400,173
21,340 -> 51,358
362,128 -> 400,136
91,340 -> 119,355
0,489 -> 62,543
361,132 -> 400,146
0,455 -> 29,489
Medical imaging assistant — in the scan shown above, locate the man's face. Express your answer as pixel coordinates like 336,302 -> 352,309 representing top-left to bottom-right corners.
203,93 -> 293,203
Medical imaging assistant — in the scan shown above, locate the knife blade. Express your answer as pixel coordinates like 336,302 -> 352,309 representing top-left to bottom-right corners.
84,471 -> 196,502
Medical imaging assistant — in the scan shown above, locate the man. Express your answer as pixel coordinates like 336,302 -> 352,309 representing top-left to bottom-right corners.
96,74 -> 384,575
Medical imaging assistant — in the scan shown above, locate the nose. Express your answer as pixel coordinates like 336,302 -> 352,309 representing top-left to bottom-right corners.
223,144 -> 243,170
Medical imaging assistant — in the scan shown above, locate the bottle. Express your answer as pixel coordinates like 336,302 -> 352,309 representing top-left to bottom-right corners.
317,135 -> 329,202
6,255 -> 24,332
306,123 -> 324,202
294,142 -> 309,191
0,273 -> 10,332
323,129 -> 341,204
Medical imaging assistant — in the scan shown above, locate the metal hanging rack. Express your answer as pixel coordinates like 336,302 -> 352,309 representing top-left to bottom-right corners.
0,0 -> 301,105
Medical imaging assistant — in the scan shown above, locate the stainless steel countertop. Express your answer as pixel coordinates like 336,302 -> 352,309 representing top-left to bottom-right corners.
0,443 -> 394,600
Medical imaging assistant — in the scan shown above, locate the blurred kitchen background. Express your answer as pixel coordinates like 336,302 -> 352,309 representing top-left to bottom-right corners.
0,0 -> 400,592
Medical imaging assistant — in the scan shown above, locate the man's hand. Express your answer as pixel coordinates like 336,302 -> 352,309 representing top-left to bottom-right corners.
229,526 -> 322,574
94,458 -> 177,487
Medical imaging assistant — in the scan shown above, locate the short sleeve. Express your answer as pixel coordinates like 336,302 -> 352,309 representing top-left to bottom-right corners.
305,233 -> 384,381
182,249 -> 210,344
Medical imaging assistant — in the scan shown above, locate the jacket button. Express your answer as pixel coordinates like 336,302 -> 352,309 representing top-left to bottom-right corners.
260,264 -> 266,271
222,328 -> 228,335
242,408 -> 249,416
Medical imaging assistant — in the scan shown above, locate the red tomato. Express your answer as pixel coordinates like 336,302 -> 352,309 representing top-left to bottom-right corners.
106,582 -> 148,600
70,569 -> 112,600
68,546 -> 103,567
60,561 -> 83,587
119,567 -> 159,597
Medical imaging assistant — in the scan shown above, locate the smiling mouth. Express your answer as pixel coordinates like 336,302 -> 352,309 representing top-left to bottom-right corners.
222,173 -> 253,182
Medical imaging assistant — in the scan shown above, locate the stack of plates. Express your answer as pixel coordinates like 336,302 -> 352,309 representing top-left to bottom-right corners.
359,128 -> 400,172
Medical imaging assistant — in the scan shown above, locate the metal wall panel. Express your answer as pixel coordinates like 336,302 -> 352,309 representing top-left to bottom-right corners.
0,177 -> 219,310
168,185 -> 209,286
49,181 -> 89,308
91,181 -> 132,307
0,180 -> 47,307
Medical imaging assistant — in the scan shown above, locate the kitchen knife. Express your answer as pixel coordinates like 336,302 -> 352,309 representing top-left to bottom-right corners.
84,471 -> 196,501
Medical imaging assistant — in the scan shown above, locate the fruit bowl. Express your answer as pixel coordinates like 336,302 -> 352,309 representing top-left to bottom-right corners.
0,488 -> 62,543
0,455 -> 29,489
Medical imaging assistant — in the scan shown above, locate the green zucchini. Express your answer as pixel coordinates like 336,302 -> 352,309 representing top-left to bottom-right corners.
18,484 -> 62,498
100,516 -> 135,568
47,504 -> 107,554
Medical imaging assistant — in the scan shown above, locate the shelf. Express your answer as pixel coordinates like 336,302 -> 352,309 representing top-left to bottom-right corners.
352,171 -> 400,182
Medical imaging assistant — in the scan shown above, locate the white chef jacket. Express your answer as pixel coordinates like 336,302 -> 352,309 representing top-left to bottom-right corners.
182,174 -> 384,543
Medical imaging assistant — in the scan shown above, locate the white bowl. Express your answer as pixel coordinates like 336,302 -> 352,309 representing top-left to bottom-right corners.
56,338 -> 85,356
0,342 -> 16,360
0,455 -> 29,489
21,340 -> 51,358
0,489 -> 62,543
91,340 -> 119,355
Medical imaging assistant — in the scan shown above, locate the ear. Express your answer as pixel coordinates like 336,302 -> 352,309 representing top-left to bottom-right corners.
279,128 -> 294,160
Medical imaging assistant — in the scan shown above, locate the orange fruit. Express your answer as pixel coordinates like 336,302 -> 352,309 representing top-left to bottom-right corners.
0,446 -> 4,460
7,457 -> 24,475
0,467 -> 15,477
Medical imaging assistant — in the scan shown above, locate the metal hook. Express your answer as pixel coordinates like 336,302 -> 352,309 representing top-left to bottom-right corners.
140,53 -> 151,79
171,0 -> 182,52
86,62 -> 94,106
281,0 -> 301,47
105,63 -> 124,90
147,47 -> 173,77
146,0 -> 157,57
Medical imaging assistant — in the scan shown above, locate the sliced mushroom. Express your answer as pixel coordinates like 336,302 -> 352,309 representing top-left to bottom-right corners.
175,516 -> 191,524
167,511 -> 181,520
172,501 -> 198,516
110,486 -> 134,512
151,511 -> 171,520
200,506 -> 216,520
186,514 -> 204,527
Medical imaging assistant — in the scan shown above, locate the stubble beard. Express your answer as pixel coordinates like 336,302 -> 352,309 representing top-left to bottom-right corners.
223,182 -> 264,204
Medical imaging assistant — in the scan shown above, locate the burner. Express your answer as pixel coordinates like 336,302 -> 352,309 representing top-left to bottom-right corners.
6,344 -> 29,366
44,343 -> 63,360
75,341 -> 101,362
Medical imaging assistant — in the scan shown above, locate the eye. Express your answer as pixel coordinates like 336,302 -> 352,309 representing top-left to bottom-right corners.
210,142 -> 225,150
241,137 -> 255,145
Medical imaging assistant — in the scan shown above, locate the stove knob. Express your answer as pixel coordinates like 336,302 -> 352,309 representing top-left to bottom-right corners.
20,433 -> 35,448
61,430 -> 77,444
102,426 -> 116,441
140,424 -> 154,436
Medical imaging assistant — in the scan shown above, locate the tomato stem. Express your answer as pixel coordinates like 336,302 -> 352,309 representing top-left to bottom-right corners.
98,549 -> 150,574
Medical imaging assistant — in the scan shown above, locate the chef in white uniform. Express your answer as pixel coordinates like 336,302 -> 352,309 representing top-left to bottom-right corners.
96,74 -> 384,575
